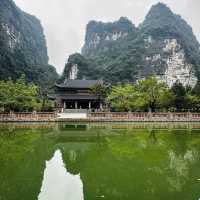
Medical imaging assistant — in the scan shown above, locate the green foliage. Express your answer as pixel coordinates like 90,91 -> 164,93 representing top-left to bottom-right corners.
90,84 -> 107,100
192,81 -> 200,97
25,64 -> 58,89
137,76 -> 174,111
60,53 -> 98,82
0,75 -> 54,112
107,77 -> 200,112
170,82 -> 187,111
108,77 -> 174,112
39,88 -> 55,112
107,84 -> 142,111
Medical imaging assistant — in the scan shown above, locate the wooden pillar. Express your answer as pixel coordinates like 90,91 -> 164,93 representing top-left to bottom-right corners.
75,101 -> 78,109
89,101 -> 91,110
64,101 -> 66,109
100,102 -> 103,110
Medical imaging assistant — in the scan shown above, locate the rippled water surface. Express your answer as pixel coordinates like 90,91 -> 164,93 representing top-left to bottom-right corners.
1,122 -> 200,200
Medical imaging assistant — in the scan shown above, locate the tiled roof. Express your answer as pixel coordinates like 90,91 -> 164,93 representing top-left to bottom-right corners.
57,95 -> 98,100
56,79 -> 103,89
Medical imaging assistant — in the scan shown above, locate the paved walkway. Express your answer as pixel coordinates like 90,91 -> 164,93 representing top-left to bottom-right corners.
57,113 -> 87,119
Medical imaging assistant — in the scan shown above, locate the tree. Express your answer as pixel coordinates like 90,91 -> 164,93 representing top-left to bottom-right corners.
39,88 -> 54,112
170,81 -> 187,111
107,77 -> 175,112
185,94 -> 200,112
90,84 -> 107,100
185,82 -> 200,112
192,81 -> 200,97
0,75 -> 42,112
107,84 -> 144,111
136,76 -> 173,112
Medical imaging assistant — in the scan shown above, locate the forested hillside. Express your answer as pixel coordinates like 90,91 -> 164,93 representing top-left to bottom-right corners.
0,0 -> 58,87
63,3 -> 200,87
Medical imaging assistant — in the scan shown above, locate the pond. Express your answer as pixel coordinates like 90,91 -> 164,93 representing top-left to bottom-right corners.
1,122 -> 200,200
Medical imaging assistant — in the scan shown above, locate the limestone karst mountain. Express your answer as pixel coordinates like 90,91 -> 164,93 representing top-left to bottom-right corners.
82,17 -> 136,58
0,0 -> 58,87
63,3 -> 200,87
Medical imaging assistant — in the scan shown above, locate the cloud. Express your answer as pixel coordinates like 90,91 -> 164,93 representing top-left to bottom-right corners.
14,0 -> 199,74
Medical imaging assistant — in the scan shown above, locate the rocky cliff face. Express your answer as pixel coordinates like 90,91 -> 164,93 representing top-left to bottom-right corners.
82,17 -> 136,57
0,0 -> 58,87
156,39 -> 197,87
63,3 -> 200,87
140,3 -> 200,87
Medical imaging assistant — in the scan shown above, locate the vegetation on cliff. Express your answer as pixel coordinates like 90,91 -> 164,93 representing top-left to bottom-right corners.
0,0 -> 58,88
63,3 -> 200,85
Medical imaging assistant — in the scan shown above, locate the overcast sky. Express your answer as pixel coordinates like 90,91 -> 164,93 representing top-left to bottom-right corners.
14,0 -> 200,74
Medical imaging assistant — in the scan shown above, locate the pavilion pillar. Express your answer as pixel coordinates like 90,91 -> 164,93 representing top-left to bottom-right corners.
100,102 -> 103,110
63,101 -> 66,109
75,101 -> 78,109
89,101 -> 91,110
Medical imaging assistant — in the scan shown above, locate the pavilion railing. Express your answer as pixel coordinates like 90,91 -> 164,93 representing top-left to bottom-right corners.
0,112 -> 57,122
1,112 -> 200,122
87,112 -> 200,121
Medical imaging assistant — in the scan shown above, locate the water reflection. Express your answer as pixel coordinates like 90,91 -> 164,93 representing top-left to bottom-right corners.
2,122 -> 200,132
38,150 -> 84,200
1,123 -> 200,200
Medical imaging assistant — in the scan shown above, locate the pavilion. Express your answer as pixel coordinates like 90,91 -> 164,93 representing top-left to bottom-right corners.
54,79 -> 104,111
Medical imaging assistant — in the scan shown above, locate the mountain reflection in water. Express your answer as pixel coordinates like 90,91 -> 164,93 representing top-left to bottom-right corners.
38,150 -> 84,200
1,122 -> 200,200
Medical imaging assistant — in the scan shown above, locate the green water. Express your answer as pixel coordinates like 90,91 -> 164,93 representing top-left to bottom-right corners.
1,123 -> 200,200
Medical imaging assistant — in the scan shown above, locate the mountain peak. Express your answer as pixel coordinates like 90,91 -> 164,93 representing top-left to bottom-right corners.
140,2 -> 196,40
86,17 -> 134,31
82,17 -> 136,57
152,2 -> 170,9
146,2 -> 173,21
118,17 -> 132,24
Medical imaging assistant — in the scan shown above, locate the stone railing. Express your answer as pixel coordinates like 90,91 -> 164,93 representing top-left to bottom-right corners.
87,112 -> 200,122
0,112 -> 57,122
1,112 -> 200,122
